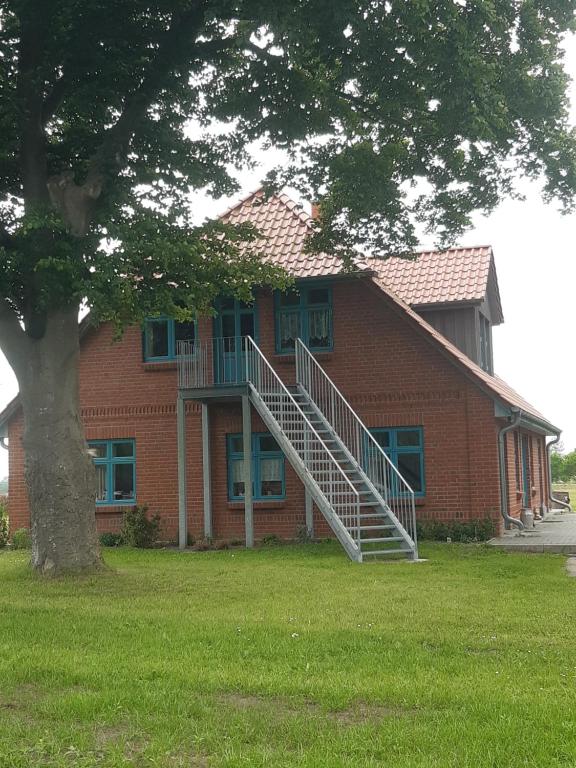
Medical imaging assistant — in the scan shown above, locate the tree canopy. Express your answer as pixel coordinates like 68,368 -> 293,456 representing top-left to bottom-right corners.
551,446 -> 576,483
1,0 -> 576,341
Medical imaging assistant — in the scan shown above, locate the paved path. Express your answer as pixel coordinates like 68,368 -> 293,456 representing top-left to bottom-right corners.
489,512 -> 576,554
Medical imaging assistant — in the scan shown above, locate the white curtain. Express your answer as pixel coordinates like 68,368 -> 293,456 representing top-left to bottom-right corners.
308,309 -> 329,342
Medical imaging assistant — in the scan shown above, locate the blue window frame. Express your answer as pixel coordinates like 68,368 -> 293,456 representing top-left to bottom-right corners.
227,433 -> 285,501
275,283 -> 332,353
366,427 -> 425,497
143,317 -> 196,361
89,440 -> 136,506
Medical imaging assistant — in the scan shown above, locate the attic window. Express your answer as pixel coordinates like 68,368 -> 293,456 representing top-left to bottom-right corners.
479,314 -> 493,374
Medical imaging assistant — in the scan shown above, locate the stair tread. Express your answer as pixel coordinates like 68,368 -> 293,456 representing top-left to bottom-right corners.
359,536 -> 405,544
362,549 -> 412,557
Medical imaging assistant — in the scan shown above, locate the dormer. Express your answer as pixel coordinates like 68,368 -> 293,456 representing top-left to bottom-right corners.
368,246 -> 503,374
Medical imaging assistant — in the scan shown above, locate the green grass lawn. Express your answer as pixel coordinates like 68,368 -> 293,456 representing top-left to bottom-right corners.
1,543 -> 576,767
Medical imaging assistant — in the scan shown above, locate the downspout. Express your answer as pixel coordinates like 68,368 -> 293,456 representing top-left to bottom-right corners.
498,409 -> 525,531
546,434 -> 572,513
0,438 -> 7,450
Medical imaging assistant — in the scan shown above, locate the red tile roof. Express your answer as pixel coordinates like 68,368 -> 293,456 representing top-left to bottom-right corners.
220,188 -> 369,278
366,246 -> 503,322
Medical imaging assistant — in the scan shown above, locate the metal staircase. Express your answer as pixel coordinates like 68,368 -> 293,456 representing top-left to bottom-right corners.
244,337 -> 418,562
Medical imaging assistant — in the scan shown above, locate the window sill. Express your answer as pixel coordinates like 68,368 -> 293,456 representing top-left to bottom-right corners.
142,360 -> 177,371
228,500 -> 286,511
96,504 -> 134,514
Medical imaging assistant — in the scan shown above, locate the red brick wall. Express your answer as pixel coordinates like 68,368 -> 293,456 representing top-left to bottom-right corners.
7,278 -> 532,540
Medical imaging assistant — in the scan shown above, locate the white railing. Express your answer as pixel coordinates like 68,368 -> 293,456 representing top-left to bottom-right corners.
177,337 -> 249,389
244,337 -> 362,546
295,339 -> 418,550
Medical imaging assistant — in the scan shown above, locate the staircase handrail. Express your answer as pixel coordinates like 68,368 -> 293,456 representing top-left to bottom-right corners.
295,338 -> 417,548
244,336 -> 362,546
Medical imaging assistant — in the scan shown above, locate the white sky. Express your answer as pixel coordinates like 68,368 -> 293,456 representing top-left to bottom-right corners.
1,34 -> 576,478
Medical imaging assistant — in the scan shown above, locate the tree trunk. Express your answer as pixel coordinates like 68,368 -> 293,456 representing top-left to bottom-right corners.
15,308 -> 101,575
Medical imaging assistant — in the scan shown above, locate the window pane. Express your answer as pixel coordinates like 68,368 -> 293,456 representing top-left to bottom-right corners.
240,313 -> 255,338
371,431 -> 390,449
220,297 -> 234,310
95,465 -> 107,502
258,435 -> 280,453
146,319 -> 169,358
308,287 -> 329,305
279,290 -> 300,307
279,311 -> 300,351
89,443 -> 107,459
229,436 -> 243,454
397,430 -> 421,448
175,321 -> 195,344
113,463 -> 134,501
397,453 -> 423,493
221,314 -> 236,338
260,458 -> 283,496
113,442 -> 134,458
231,459 -> 245,497
308,308 -> 330,348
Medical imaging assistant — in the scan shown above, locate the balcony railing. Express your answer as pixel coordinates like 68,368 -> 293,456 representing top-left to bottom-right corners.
177,337 -> 250,389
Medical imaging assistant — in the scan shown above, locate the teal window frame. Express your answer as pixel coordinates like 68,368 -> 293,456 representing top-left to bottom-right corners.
274,283 -> 333,353
89,439 -> 136,506
227,432 -> 286,501
143,317 -> 196,361
366,427 -> 425,497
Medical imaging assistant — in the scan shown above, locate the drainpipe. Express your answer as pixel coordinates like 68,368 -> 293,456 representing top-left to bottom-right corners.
498,409 -> 525,531
546,434 -> 572,513
0,438 -> 7,450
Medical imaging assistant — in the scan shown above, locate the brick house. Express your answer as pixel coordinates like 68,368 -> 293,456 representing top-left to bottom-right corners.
0,190 -> 561,561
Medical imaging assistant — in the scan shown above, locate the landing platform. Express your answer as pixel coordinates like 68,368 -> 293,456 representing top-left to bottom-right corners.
489,512 -> 576,553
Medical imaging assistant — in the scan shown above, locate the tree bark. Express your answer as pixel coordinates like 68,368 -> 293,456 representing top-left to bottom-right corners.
13,308 -> 101,575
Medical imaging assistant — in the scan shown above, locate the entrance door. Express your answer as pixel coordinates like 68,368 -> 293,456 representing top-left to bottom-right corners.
521,435 -> 531,507
215,299 -> 257,384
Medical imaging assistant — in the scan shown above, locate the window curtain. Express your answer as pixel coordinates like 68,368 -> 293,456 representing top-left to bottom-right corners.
279,312 -> 300,347
260,457 -> 282,481
308,308 -> 329,343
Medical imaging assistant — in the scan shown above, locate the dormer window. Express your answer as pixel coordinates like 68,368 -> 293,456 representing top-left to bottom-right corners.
479,313 -> 493,374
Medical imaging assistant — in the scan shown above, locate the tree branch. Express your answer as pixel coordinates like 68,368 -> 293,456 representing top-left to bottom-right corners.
16,3 -> 51,206
42,69 -> 70,126
85,1 -> 208,190
0,299 -> 29,378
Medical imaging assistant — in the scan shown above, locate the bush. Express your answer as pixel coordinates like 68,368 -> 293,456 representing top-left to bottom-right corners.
0,497 -> 8,548
417,518 -> 495,543
260,534 -> 282,547
99,532 -> 123,547
11,528 -> 31,550
121,506 -> 160,548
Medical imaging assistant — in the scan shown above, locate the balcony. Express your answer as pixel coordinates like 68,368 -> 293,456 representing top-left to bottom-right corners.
177,337 -> 251,399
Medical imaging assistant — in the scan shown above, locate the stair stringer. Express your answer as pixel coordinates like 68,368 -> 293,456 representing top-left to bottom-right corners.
248,386 -> 363,562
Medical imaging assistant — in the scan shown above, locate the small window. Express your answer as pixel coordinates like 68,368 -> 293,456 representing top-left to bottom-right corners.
143,317 -> 196,361
479,314 -> 493,374
366,427 -> 425,497
227,433 -> 285,501
275,284 -> 332,353
88,440 -> 136,506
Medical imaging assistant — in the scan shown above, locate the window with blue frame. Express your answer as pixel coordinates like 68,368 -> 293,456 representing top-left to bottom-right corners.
88,440 -> 136,505
227,433 -> 285,500
275,284 -> 332,353
366,427 -> 425,496
143,317 -> 196,361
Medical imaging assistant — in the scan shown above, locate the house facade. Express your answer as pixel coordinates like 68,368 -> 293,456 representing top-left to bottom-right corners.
0,190 -> 561,561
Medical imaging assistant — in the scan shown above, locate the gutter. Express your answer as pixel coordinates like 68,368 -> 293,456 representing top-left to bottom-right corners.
498,409 -> 525,531
546,434 -> 572,513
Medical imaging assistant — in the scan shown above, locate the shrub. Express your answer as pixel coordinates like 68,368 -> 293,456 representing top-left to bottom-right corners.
120,506 -> 160,548
0,497 -> 8,548
99,532 -> 123,547
260,534 -> 282,547
417,518 -> 495,543
11,528 -> 31,550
